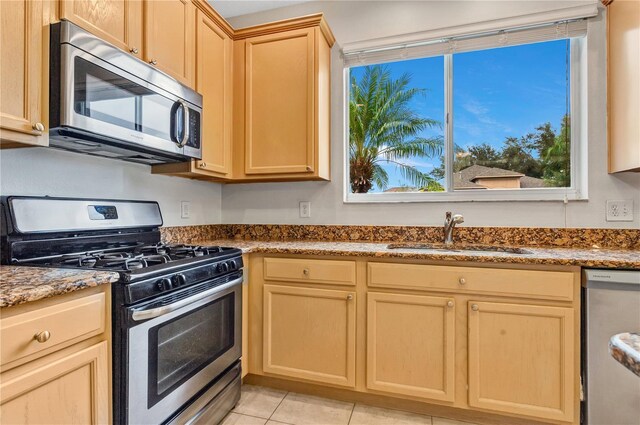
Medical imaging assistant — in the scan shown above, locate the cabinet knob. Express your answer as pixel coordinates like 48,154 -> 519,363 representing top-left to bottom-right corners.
129,47 -> 139,55
459,277 -> 466,285
471,304 -> 479,311
447,301 -> 454,308
34,330 -> 51,343
199,162 -> 207,168
32,122 -> 45,132
347,294 -> 353,300
306,166 -> 312,171
149,59 -> 158,65
302,268 -> 310,276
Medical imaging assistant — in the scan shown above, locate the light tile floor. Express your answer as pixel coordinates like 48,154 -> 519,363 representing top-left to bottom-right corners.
222,385 -> 480,425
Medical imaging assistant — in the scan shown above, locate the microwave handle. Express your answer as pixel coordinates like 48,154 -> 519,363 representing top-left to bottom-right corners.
131,276 -> 242,322
170,100 -> 190,148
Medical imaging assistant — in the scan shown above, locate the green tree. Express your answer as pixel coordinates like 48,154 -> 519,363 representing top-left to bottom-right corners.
349,65 -> 443,193
541,115 -> 571,187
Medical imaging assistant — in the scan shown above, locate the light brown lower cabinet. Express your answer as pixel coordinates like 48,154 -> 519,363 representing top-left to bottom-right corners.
249,256 -> 580,425
0,286 -> 111,424
367,292 -> 456,402
0,341 -> 109,424
262,284 -> 356,387
468,301 -> 575,422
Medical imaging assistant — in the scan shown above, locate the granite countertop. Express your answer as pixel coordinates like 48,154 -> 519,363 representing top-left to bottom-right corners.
1,237 -> 636,310
0,266 -> 119,309
610,333 -> 640,377
200,239 -> 640,269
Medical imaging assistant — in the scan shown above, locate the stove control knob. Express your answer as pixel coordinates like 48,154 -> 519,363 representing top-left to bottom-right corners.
217,262 -> 230,273
156,278 -> 172,291
228,260 -> 238,270
173,274 -> 187,287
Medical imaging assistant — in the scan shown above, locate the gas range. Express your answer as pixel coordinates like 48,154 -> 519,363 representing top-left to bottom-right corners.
1,196 -> 243,425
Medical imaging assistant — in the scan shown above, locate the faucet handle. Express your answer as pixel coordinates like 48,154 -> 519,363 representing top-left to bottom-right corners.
452,214 -> 464,224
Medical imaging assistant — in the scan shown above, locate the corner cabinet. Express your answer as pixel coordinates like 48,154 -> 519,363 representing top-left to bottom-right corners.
144,0 -> 195,87
0,0 -> 48,148
232,17 -> 334,181
59,0 -> 143,58
608,0 -> 640,173
151,6 -> 234,180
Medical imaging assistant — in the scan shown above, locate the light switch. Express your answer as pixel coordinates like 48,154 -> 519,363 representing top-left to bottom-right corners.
181,201 -> 191,219
606,200 -> 633,222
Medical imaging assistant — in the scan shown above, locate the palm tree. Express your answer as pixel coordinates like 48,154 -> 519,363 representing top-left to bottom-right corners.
349,65 -> 442,193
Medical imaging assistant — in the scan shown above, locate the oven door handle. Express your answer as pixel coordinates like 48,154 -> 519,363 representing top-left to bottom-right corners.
131,276 -> 242,322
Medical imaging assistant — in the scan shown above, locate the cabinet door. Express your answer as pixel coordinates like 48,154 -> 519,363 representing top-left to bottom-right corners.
367,292 -> 456,402
60,0 -> 143,57
0,341 -> 109,424
263,284 -> 356,387
194,9 -> 232,176
608,0 -> 640,172
245,28 -> 315,175
0,0 -> 46,144
144,0 -> 195,87
468,301 -> 574,422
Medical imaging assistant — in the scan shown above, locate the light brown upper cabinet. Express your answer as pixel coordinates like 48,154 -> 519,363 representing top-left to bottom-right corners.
608,0 -> 640,172
59,0 -> 143,58
152,6 -> 234,179
233,16 -> 334,181
144,0 -> 195,87
0,0 -> 47,148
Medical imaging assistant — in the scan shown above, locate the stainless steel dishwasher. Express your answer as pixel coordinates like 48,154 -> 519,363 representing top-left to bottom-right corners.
584,269 -> 640,425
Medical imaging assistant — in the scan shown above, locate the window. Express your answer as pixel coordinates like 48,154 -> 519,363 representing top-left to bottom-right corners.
344,21 -> 587,202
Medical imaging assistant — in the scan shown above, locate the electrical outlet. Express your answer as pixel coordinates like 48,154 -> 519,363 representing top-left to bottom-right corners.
606,200 -> 633,222
299,201 -> 311,218
181,201 -> 191,219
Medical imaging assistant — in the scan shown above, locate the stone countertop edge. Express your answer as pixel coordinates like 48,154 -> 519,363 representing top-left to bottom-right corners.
0,266 -> 119,309
207,239 -> 640,269
609,333 -> 640,377
1,239 -> 637,309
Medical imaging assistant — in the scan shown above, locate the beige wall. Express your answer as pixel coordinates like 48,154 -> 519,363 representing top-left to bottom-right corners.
220,1 -> 640,228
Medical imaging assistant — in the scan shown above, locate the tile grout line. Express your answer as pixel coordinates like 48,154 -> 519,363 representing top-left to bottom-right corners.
266,390 -> 289,423
346,401 -> 356,425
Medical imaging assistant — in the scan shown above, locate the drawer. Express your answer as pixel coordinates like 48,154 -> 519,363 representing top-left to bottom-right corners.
1,292 -> 106,366
368,262 -> 574,301
264,257 -> 356,286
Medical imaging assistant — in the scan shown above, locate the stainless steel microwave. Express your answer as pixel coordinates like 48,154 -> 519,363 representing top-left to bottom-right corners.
49,20 -> 202,165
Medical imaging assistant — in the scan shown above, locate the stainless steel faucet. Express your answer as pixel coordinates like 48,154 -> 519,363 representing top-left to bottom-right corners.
444,211 -> 464,245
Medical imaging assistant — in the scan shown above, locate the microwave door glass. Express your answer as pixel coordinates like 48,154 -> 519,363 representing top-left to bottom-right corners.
73,56 -> 175,142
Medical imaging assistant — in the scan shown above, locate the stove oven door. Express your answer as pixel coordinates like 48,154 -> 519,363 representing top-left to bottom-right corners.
126,273 -> 242,425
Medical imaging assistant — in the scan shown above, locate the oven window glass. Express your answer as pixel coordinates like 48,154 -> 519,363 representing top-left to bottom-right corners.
73,57 -> 174,141
148,293 -> 235,407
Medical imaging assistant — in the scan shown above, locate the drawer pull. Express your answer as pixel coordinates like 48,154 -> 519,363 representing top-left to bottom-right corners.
303,268 -> 310,276
34,331 -> 51,343
459,277 -> 467,285
471,304 -> 479,312
347,294 -> 353,300
447,301 -> 454,308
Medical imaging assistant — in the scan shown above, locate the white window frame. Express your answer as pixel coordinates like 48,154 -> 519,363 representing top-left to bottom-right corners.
343,32 -> 588,204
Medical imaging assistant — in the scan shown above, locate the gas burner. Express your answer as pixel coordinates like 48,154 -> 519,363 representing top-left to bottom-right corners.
53,253 -> 98,267
134,244 -> 168,256
166,244 -> 221,258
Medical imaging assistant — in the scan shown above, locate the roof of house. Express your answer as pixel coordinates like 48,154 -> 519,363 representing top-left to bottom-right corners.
454,164 -> 545,189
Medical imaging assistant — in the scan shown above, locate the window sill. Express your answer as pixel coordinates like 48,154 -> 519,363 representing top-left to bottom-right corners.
344,188 -> 586,203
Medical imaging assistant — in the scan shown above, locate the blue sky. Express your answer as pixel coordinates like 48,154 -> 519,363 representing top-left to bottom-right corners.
350,39 -> 570,192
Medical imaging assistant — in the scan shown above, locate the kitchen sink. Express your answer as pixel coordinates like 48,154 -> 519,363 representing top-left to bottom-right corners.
386,243 -> 532,254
